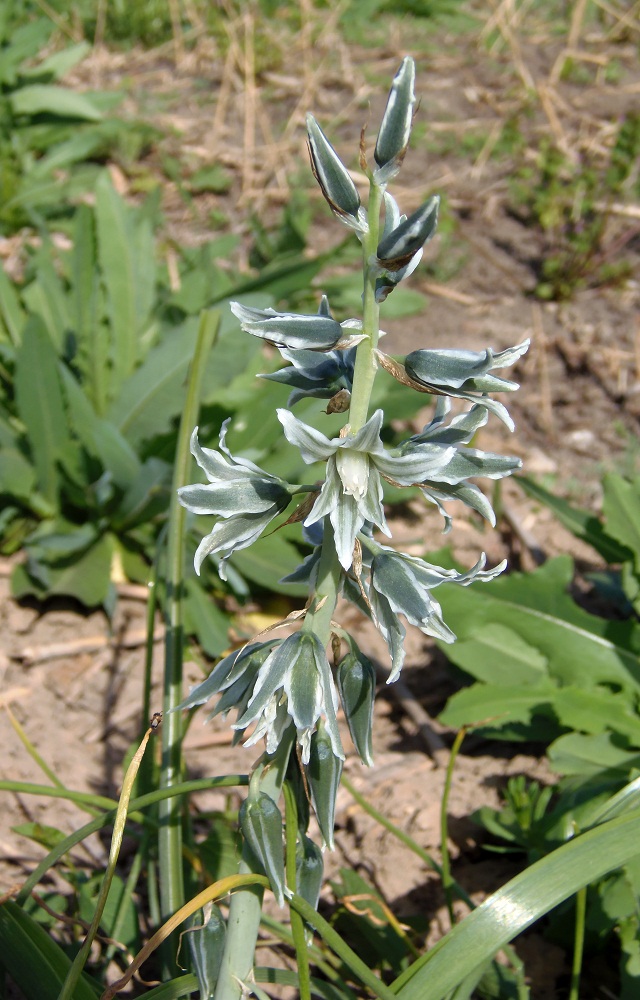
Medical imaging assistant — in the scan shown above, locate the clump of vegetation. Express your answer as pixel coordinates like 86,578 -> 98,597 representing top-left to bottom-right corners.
510,113 -> 640,300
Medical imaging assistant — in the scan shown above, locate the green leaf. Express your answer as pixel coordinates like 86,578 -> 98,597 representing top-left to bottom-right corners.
0,262 -> 26,345
437,556 -> 640,695
23,42 -> 91,81
14,318 -> 70,503
12,822 -> 67,850
59,364 -> 140,488
393,807 -> 640,1000
183,578 -> 230,658
107,320 -> 199,446
22,255 -> 70,352
0,901 -> 99,1000
0,448 -> 36,501
10,84 -> 103,121
551,686 -> 640,745
445,622 -> 548,686
232,532 -> 308,596
518,475 -> 630,564
440,681 -> 557,731
548,732 -> 640,778
603,473 -> 640,566
13,533 -> 114,607
95,173 -> 142,388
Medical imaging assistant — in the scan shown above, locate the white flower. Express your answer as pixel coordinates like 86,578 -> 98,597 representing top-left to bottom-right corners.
278,408 -> 455,570
178,423 -> 296,580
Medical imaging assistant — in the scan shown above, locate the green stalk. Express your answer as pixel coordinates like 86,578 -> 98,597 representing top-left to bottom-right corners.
159,309 -> 220,926
569,885 -> 587,1000
283,783 -> 312,1000
348,180 -> 383,433
213,738 -> 292,1000
302,519 -> 342,644
441,727 -> 466,928
288,892 -> 398,1000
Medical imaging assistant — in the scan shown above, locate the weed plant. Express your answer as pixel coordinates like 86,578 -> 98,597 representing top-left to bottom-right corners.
3,51 -> 640,1000
510,114 -> 640,300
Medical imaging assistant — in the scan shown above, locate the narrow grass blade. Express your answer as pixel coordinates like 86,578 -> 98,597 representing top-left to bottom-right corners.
392,807 -> 640,999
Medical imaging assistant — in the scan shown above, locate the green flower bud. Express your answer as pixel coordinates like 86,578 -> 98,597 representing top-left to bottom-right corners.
337,646 -> 376,766
307,114 -> 361,221
188,905 -> 226,998
296,833 -> 324,913
307,719 -> 344,849
374,56 -> 416,180
240,791 -> 285,907
377,195 -> 439,271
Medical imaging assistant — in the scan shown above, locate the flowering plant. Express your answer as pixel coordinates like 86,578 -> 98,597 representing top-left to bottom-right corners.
178,56 -> 528,1000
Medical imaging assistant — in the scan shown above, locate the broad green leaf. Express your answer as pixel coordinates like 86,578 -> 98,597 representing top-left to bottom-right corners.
0,448 -> 36,501
59,365 -> 140,488
1,21 -> 51,74
551,686 -> 640,745
10,84 -> 103,121
115,457 -> 170,528
183,578 -> 230,658
440,681 -> 557,731
445,623 -> 548,686
14,318 -> 70,503
603,473 -> 640,566
22,41 -> 90,81
232,532 -> 308,596
107,320 -> 199,446
0,263 -> 26,345
22,255 -> 70,351
437,556 -> 640,695
13,533 -> 114,607
95,173 -> 140,388
548,732 -> 640,778
68,204 -> 108,412
393,807 -> 640,1000
0,901 -> 98,1000
12,822 -> 67,849
518,474 -> 629,565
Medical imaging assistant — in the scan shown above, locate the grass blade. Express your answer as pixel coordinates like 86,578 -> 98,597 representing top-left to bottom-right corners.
392,807 -> 640,999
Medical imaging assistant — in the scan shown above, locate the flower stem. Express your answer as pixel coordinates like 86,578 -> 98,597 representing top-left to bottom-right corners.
348,180 -> 384,433
303,521 -> 342,645
213,737 -> 292,1000
441,727 -> 467,928
284,782 -> 312,1000
159,310 -> 220,937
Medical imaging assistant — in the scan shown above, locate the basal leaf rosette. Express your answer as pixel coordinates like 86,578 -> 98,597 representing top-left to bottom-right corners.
178,423 -> 299,580
278,408 -> 456,571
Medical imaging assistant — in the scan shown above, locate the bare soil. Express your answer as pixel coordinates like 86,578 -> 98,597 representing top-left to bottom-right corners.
2,3 -> 639,997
